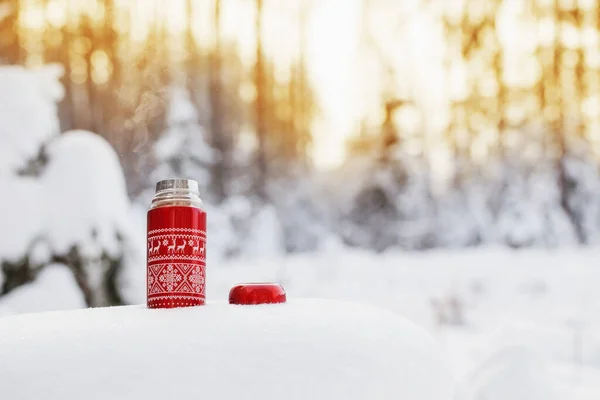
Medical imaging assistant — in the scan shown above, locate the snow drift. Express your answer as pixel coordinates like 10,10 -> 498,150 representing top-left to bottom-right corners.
0,299 -> 453,400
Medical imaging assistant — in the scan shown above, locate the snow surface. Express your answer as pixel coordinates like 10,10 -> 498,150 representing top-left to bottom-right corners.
149,247 -> 600,399
5,248 -> 600,398
459,345 -> 555,400
0,299 -> 453,400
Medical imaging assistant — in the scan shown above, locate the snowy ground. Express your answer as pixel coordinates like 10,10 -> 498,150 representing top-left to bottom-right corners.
205,247 -> 600,399
3,247 -> 600,398
0,299 -> 451,400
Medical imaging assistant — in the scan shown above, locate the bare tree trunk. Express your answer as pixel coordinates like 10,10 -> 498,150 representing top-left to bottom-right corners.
0,0 -> 22,65
83,16 -> 98,133
103,0 -> 121,144
209,0 -> 227,201
204,0 -> 228,202
58,0 -> 75,131
295,2 -> 311,165
573,7 -> 585,144
551,0 -> 586,244
254,0 -> 268,199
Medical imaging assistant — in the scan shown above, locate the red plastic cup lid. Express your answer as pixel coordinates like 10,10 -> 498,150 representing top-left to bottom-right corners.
228,283 -> 287,305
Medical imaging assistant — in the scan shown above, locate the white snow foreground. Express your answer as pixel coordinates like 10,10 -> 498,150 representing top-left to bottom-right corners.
0,299 -> 453,400
458,346 -> 555,400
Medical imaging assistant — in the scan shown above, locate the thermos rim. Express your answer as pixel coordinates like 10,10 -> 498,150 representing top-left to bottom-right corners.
155,178 -> 200,194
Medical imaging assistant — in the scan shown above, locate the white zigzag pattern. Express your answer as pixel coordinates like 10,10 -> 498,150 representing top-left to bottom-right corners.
148,255 -> 206,262
148,228 -> 206,236
149,294 -> 205,301
147,234 -> 206,242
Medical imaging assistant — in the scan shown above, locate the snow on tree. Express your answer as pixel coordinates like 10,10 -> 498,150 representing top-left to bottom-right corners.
0,65 -> 65,293
435,183 -> 484,248
492,159 -> 544,248
41,130 -> 141,306
337,153 -> 400,252
43,131 -> 132,258
561,150 -> 600,244
270,169 -> 330,253
240,202 -> 285,258
150,86 -> 214,200
203,195 -> 285,260
0,64 -> 63,176
490,156 -> 578,249
338,141 -> 435,252
142,86 -> 254,261
528,163 -> 578,247
392,154 -> 436,250
0,66 -> 141,308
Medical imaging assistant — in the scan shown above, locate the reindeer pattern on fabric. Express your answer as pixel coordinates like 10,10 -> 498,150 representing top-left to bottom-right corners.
147,234 -> 206,261
146,228 -> 207,307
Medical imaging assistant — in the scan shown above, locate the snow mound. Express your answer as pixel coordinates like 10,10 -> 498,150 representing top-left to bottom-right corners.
43,130 -> 131,258
0,299 -> 452,400
0,264 -> 85,316
460,345 -> 556,400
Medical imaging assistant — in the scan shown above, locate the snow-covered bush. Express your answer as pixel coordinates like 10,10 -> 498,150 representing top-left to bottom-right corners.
0,66 -> 141,308
270,172 -> 330,253
341,180 -> 399,252
493,161 -> 544,248
205,196 -> 285,260
491,158 -> 578,248
435,185 -> 486,248
337,146 -> 434,252
561,151 -> 600,244
528,164 -> 578,247
394,159 -> 436,250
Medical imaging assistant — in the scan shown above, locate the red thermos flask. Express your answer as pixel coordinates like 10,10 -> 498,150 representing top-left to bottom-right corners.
146,179 -> 206,308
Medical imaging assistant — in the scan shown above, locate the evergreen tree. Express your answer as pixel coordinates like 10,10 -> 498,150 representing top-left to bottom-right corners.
149,86 -> 214,200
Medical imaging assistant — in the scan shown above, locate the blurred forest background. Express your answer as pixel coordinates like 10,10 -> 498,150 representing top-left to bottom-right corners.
3,0 -> 600,308
5,4 -> 600,396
